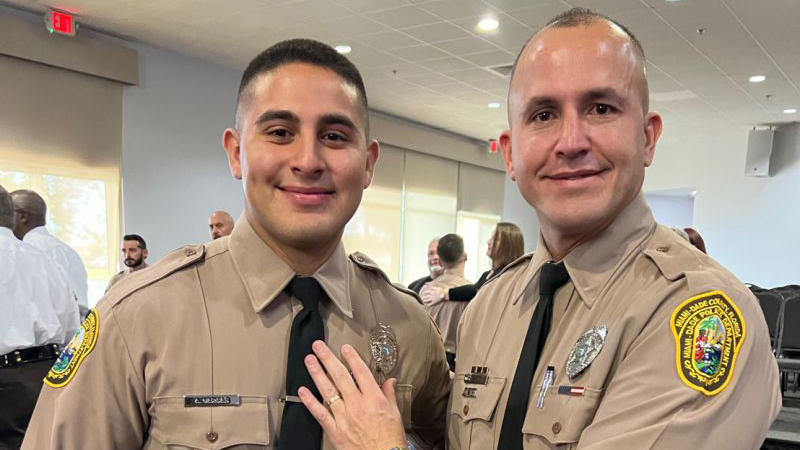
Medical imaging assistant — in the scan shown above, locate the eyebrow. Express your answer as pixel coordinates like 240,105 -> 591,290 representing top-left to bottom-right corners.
317,113 -> 357,132
253,110 -> 299,127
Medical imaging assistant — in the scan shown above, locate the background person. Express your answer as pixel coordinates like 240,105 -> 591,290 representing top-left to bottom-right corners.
407,237 -> 443,294
0,185 -> 79,450
105,234 -> 149,292
10,189 -> 89,318
208,210 -> 234,240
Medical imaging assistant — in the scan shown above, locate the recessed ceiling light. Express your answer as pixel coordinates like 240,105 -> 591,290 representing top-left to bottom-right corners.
477,17 -> 499,31
784,108 -> 798,114
334,45 -> 352,55
749,75 -> 766,83
488,102 -> 501,108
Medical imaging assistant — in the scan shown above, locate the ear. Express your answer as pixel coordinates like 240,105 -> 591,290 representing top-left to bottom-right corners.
643,112 -> 663,167
223,128 -> 243,180
363,139 -> 381,189
143,248 -> 149,259
499,129 -> 516,181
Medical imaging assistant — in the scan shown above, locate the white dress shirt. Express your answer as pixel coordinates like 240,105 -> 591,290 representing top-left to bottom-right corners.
0,227 -> 80,355
24,226 -> 89,317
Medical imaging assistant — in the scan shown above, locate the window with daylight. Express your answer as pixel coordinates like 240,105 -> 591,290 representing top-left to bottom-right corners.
0,158 -> 120,308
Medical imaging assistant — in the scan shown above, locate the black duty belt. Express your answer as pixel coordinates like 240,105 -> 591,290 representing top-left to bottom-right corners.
0,344 -> 61,368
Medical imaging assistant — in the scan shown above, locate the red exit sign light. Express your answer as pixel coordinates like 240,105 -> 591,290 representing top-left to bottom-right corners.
45,9 -> 76,36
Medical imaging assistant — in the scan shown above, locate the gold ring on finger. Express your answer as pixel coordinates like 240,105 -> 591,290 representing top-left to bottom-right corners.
324,394 -> 342,407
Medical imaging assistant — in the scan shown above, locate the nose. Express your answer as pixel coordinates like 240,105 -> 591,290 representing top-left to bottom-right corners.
290,133 -> 325,179
552,109 -> 590,159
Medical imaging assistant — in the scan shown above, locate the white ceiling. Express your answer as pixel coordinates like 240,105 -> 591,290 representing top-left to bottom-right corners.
3,0 -> 799,141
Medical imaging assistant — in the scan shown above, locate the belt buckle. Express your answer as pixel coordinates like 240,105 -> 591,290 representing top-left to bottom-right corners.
14,350 -> 22,363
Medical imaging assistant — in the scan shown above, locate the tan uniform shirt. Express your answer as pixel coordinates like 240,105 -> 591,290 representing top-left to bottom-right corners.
448,194 -> 781,449
422,268 -> 471,354
106,262 -> 150,292
23,217 -> 450,450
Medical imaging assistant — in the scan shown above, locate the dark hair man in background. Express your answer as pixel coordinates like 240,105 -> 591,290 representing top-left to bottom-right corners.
420,233 -> 471,371
11,189 -> 89,318
105,234 -> 148,292
208,210 -> 234,240
23,39 -> 450,450
293,8 -> 780,450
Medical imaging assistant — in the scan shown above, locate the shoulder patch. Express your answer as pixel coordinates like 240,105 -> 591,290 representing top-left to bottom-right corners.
45,309 -> 100,388
350,252 -> 422,304
670,290 -> 746,396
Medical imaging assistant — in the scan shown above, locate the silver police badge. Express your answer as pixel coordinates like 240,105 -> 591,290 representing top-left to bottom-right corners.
566,325 -> 607,380
369,323 -> 398,375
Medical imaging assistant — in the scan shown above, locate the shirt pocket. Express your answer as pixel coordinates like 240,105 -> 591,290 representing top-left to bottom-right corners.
149,395 -> 270,449
395,383 -> 414,430
449,375 -> 507,448
521,386 -> 604,446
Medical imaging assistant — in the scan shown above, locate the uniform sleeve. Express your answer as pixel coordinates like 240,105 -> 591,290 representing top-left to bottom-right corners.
576,289 -> 782,450
409,315 -> 452,449
21,304 -> 148,450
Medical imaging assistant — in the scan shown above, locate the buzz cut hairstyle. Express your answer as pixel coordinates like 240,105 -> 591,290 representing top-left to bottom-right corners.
509,8 -> 647,85
123,234 -> 147,249
235,38 -> 370,135
0,185 -> 14,229
437,233 -> 465,266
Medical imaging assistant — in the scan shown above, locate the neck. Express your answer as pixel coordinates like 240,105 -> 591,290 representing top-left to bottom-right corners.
444,262 -> 465,275
249,223 -> 340,277
539,218 -> 613,262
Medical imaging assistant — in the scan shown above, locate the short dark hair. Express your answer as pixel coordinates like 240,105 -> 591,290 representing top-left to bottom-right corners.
510,8 -> 646,84
437,233 -> 464,267
124,234 -> 147,249
235,39 -> 369,134
0,185 -> 14,229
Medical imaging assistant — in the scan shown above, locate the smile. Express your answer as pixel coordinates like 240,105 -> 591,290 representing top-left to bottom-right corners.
278,186 -> 335,206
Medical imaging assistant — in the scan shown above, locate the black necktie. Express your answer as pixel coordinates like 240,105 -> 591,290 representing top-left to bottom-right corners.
279,277 -> 325,449
497,261 -> 570,450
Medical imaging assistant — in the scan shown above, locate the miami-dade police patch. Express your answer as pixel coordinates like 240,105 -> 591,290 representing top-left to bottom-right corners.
671,290 -> 746,396
45,309 -> 100,388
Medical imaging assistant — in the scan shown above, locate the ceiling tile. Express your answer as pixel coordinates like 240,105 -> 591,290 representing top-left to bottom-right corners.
423,57 -> 478,72
388,44 -> 452,62
417,0 -> 499,21
357,30 -> 424,50
505,4 -> 568,29
366,5 -> 441,29
460,50 -> 515,68
333,0 -> 410,14
400,22 -> 471,43
432,36 -> 500,55
312,15 -> 392,37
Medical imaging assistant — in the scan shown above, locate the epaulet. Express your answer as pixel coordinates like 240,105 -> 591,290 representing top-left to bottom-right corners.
104,245 -> 206,307
483,251 -> 534,288
642,227 -> 700,282
349,251 -> 422,304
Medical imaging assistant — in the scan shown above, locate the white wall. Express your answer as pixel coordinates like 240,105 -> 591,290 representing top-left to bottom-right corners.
645,193 -> 694,229
121,43 -> 244,262
644,123 -> 800,288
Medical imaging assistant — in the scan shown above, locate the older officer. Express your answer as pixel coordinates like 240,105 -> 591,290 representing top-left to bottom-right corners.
22,39 -> 450,450
296,8 -> 780,450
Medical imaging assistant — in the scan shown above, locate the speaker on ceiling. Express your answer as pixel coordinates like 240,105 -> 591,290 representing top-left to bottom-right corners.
744,128 -> 775,177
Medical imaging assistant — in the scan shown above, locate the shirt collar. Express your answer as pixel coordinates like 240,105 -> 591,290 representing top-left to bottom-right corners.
442,268 -> 464,277
24,226 -> 50,240
521,192 -> 656,308
228,215 -> 353,317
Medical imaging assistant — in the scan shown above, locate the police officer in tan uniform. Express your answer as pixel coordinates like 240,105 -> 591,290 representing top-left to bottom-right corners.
22,39 -> 450,450
292,8 -> 781,450
420,233 -> 471,371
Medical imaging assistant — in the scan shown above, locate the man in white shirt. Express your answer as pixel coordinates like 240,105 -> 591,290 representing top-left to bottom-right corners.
0,185 -> 80,449
11,189 -> 89,318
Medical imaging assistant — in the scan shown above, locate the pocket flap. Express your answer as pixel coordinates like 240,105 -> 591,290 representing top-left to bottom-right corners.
521,386 -> 603,444
149,395 -> 270,449
450,375 -> 506,423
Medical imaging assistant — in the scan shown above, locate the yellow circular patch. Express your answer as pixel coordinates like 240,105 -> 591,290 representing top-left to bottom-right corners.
671,290 -> 745,396
45,309 -> 100,388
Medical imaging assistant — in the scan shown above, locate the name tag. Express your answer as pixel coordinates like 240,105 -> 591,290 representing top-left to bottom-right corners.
184,395 -> 241,407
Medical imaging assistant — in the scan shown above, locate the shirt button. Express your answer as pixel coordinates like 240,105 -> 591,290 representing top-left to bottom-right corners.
206,431 -> 218,442
656,246 -> 668,252
185,248 -> 197,257
463,405 -> 470,415
552,422 -> 562,434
